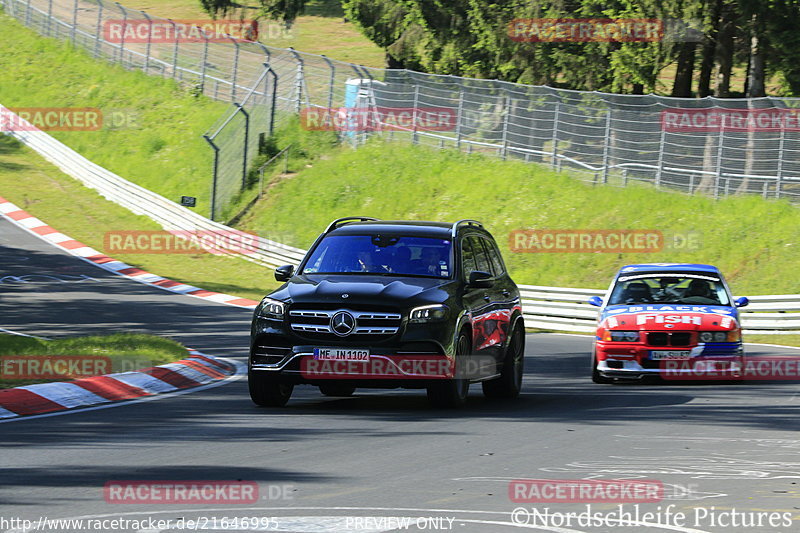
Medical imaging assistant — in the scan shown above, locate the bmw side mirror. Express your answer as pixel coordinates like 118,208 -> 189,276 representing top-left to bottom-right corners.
588,296 -> 603,307
275,265 -> 295,282
734,297 -> 749,308
467,270 -> 494,289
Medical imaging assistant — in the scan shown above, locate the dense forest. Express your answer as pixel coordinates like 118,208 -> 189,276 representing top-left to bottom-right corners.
201,1 -> 800,97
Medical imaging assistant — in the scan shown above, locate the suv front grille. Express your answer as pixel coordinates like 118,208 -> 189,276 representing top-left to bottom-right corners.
288,306 -> 402,340
647,332 -> 692,346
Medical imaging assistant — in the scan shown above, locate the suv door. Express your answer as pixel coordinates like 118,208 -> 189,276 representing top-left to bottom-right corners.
464,235 -> 506,361
481,235 -> 516,347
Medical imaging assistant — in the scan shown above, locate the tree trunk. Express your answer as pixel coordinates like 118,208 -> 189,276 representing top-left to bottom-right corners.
746,13 -> 766,98
632,83 -> 644,95
698,0 -> 723,98
714,4 -> 735,98
672,42 -> 697,97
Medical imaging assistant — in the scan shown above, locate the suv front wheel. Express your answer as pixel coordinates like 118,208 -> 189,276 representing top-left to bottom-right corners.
483,322 -> 525,398
249,370 -> 294,407
426,332 -> 471,408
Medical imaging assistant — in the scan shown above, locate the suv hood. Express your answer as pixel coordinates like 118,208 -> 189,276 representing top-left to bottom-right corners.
269,274 -> 454,308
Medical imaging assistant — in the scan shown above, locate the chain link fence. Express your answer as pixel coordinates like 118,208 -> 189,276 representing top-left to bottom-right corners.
5,0 -> 800,221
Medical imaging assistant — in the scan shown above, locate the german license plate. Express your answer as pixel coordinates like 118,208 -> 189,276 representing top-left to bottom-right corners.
313,348 -> 370,361
650,350 -> 691,360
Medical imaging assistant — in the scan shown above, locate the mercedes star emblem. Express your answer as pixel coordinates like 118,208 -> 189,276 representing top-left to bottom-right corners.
330,310 -> 356,336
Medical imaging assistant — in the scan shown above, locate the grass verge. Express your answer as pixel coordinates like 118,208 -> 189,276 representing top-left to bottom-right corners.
0,333 -> 188,389
0,12 -> 227,216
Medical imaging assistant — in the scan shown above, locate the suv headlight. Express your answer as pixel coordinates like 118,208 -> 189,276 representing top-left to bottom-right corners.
409,304 -> 448,323
699,331 -> 736,343
601,330 -> 639,342
258,297 -> 285,320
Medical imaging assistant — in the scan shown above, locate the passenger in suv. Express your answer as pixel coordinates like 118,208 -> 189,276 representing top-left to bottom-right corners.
249,217 -> 525,407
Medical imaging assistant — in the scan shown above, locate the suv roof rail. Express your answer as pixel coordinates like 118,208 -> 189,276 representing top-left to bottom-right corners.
451,219 -> 483,237
325,216 -> 380,233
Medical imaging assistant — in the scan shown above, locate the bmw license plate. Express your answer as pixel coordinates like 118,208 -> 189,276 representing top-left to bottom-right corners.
650,350 -> 691,360
313,348 -> 370,361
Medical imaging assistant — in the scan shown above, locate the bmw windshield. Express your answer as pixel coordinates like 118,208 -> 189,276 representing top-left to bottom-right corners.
608,273 -> 731,306
301,235 -> 453,278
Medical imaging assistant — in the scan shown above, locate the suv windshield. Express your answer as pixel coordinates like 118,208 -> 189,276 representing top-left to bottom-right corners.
301,235 -> 453,278
608,273 -> 730,306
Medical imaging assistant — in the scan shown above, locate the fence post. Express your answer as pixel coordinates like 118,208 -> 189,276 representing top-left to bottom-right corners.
256,42 -> 271,65
455,88 -> 464,150
411,85 -> 420,144
551,100 -> 560,168
321,55 -> 335,112
239,105 -> 249,191
93,1 -> 103,58
199,27 -> 210,94
140,10 -> 152,73
47,0 -> 54,37
713,116 -> 725,200
288,48 -> 304,114
655,126 -> 666,189
622,168 -> 628,186
265,64 -> 278,135
776,121 -> 785,199
204,135 -> 220,221
500,93 -> 510,160
601,109 -> 611,184
114,2 -> 126,64
25,0 -> 31,27
71,0 -> 79,45
168,19 -> 178,79
228,35 -> 240,102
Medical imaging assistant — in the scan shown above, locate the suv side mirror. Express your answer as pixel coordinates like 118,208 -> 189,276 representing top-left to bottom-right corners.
275,265 -> 295,282
734,296 -> 749,308
588,296 -> 604,307
467,270 -> 494,289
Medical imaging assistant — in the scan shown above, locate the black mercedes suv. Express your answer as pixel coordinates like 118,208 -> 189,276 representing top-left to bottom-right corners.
248,217 -> 524,407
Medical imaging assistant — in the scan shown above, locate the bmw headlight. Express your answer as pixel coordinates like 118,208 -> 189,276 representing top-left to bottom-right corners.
699,331 -> 730,343
258,297 -> 285,320
409,304 -> 448,323
602,330 -> 639,342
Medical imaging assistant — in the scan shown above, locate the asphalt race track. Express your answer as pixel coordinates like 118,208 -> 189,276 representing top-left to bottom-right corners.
2,215 -> 800,533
